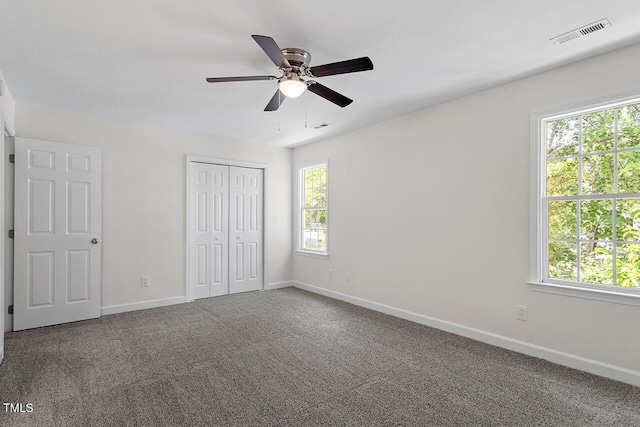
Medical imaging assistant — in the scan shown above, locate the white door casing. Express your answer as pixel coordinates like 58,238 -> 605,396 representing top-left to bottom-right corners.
1,113 -> 5,359
3,128 -> 14,333
14,138 -> 102,331
229,166 -> 263,294
187,160 -> 264,299
189,162 -> 229,298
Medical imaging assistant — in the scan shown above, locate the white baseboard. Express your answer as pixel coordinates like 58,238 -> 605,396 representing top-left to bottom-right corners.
0,347 -> 3,365
292,281 -> 640,388
101,296 -> 186,316
265,281 -> 295,290
102,282 -> 294,316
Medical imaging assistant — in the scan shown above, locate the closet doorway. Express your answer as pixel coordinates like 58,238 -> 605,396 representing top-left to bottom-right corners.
186,157 -> 266,300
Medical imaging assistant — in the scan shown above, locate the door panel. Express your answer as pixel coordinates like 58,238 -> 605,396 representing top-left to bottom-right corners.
67,182 -> 90,233
189,163 -> 228,298
28,251 -> 54,307
67,250 -> 90,302
229,167 -> 263,294
14,138 -> 102,331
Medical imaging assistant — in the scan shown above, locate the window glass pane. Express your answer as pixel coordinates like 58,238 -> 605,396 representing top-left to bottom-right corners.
548,241 -> 577,281
544,100 -> 640,289
618,151 -> 640,194
579,200 -> 612,240
548,201 -> 576,239
546,158 -> 578,196
317,167 -> 325,187
303,230 -> 313,250
303,209 -> 326,251
547,117 -> 579,158
617,199 -> 640,242
304,209 -> 326,228
616,244 -> 640,288
313,187 -> 326,207
581,154 -> 614,194
304,169 -> 314,190
618,104 -> 640,149
317,227 -> 327,250
582,110 -> 614,153
304,189 -> 313,207
300,164 -> 327,252
580,242 -> 613,285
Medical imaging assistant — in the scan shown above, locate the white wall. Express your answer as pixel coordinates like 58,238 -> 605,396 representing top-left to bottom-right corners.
0,69 -> 15,131
293,42 -> 640,374
14,104 -> 292,309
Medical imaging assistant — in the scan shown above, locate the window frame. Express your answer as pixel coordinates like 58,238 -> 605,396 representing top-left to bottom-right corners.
530,90 -> 640,306
295,160 -> 329,258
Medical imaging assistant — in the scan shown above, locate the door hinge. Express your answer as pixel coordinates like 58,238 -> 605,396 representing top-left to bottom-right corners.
8,229 -> 14,238
9,154 -> 14,163
8,305 -> 13,314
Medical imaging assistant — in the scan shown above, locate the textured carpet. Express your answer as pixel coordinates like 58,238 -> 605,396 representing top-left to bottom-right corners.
0,288 -> 639,426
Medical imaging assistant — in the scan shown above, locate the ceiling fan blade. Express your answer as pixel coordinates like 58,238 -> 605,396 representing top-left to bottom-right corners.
251,35 -> 291,69
206,75 -> 276,83
264,89 -> 286,111
309,57 -> 373,77
307,82 -> 353,108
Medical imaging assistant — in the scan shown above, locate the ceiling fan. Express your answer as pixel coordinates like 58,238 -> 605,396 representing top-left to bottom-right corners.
206,35 -> 374,111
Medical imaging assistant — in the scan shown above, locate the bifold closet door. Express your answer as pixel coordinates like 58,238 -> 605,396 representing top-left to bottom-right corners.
228,167 -> 263,294
189,163 -> 229,298
189,163 -> 263,299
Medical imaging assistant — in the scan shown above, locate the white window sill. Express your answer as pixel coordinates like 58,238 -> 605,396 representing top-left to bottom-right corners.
294,250 -> 329,259
528,281 -> 640,307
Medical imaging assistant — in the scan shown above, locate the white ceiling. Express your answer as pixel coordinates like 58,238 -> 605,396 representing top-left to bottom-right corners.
1,1 -> 640,147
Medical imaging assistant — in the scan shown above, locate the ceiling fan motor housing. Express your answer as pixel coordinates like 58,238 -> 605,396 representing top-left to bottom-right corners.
281,48 -> 311,69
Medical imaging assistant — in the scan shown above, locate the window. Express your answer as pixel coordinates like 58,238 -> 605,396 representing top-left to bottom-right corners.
298,162 -> 328,255
533,93 -> 640,303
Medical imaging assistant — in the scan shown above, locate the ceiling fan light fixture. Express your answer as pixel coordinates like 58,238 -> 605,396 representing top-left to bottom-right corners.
279,75 -> 306,98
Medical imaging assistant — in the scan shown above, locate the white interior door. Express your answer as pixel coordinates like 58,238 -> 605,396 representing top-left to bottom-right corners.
229,167 -> 263,294
14,138 -> 102,331
188,162 -> 263,299
189,163 -> 229,298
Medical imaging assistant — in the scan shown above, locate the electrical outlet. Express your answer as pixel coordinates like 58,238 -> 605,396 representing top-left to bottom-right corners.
517,305 -> 528,322
329,269 -> 334,279
345,272 -> 351,282
141,276 -> 150,287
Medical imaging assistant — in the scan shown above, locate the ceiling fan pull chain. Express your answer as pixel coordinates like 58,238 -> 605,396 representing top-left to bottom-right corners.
305,89 -> 308,129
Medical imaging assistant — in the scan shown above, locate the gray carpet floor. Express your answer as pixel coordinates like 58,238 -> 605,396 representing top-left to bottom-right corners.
0,288 -> 639,426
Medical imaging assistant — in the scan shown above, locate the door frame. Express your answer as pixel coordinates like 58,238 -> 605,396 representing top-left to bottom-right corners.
185,155 -> 269,301
1,116 -> 10,360
3,120 -> 14,334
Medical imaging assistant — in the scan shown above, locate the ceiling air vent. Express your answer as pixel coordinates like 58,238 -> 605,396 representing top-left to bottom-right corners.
311,122 -> 331,130
550,18 -> 611,45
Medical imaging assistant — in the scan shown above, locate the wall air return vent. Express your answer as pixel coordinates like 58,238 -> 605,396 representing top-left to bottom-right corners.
550,18 -> 611,45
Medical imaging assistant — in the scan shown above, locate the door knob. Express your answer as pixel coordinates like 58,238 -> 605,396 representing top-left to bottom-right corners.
236,236 -> 241,239
91,238 -> 100,244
